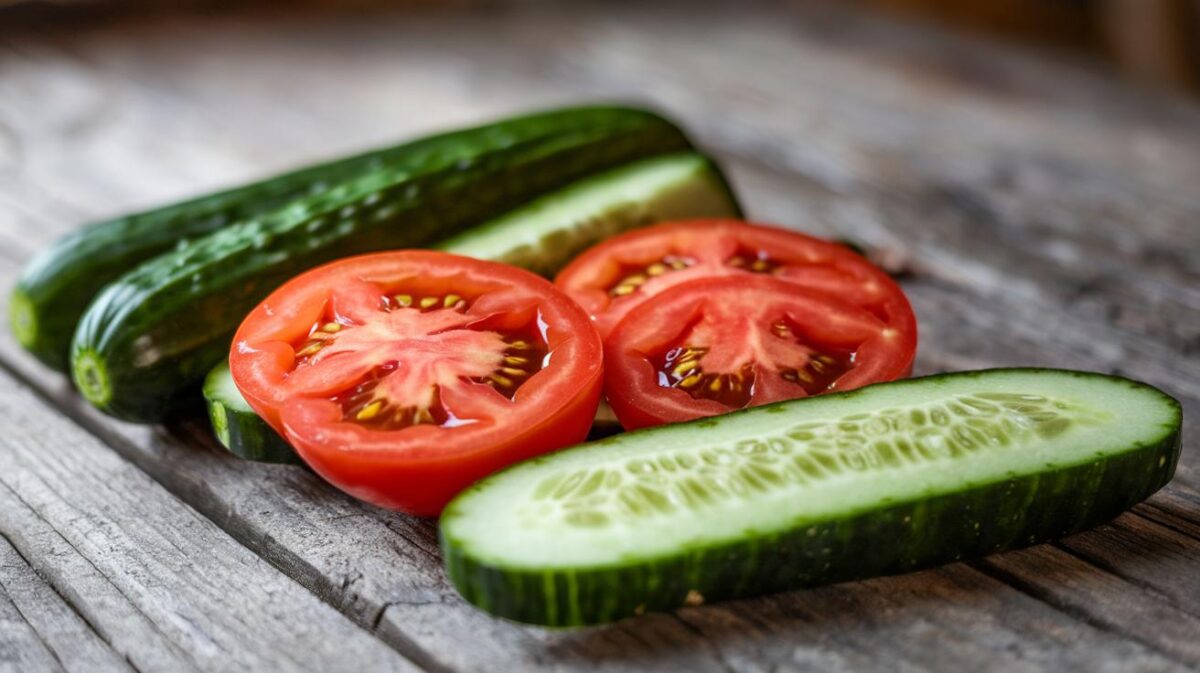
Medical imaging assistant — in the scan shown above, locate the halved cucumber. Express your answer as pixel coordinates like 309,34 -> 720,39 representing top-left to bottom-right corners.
437,152 -> 739,276
204,152 -> 740,463
440,368 -> 1182,626
203,362 -> 300,465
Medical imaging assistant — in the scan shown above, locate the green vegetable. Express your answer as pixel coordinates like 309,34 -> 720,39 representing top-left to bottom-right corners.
13,106 -> 643,371
203,151 -> 741,462
71,106 -> 693,422
437,151 -> 739,275
203,361 -> 299,465
440,368 -> 1181,626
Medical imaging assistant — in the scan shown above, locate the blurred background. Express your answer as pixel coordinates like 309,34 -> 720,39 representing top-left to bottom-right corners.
3,0 -> 1199,95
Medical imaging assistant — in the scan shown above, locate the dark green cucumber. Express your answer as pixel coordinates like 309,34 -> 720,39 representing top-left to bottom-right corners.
203,361 -> 299,465
203,151 -> 741,462
72,107 -> 693,422
14,106 -> 654,371
440,368 -> 1182,627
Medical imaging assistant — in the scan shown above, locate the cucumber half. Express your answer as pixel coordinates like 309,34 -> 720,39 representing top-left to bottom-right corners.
440,368 -> 1182,626
204,151 -> 739,463
437,152 -> 740,276
203,362 -> 300,465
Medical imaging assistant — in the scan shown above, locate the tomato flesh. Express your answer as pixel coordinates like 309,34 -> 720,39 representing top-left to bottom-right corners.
555,219 -> 916,339
230,251 -> 602,515
604,275 -> 914,430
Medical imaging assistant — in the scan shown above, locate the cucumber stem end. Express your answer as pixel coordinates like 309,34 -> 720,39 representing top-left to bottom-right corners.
72,349 -> 112,409
9,288 -> 37,350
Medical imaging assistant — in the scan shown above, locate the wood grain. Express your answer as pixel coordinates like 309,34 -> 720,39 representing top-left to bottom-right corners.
0,1 -> 1197,671
0,534 -> 133,673
0,370 -> 418,673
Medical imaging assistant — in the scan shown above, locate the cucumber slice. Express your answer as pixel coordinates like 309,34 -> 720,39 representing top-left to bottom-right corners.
203,362 -> 300,465
204,151 -> 739,463
437,152 -> 740,276
441,368 -> 1181,626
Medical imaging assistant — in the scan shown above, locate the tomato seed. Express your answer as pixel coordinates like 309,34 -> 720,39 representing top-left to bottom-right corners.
356,400 -> 384,421
295,341 -> 324,357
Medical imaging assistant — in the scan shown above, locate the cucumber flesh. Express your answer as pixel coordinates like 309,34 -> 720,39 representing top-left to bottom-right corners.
440,368 -> 1182,626
203,362 -> 300,465
202,151 -> 739,462
438,153 -> 740,276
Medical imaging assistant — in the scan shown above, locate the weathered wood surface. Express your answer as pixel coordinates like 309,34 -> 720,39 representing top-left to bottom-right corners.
0,370 -> 418,673
0,535 -> 133,673
0,1 -> 1197,671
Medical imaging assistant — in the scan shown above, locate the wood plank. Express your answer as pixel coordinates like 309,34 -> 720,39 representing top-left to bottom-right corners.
0,3 -> 1197,671
0,534 -> 133,673
976,515 -> 1200,666
0,574 -> 64,673
672,566 -> 1190,673
0,371 -> 418,673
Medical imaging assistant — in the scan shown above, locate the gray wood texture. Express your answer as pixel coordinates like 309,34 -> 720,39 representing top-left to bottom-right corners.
0,372 -> 418,673
0,535 -> 133,673
0,1 -> 1197,671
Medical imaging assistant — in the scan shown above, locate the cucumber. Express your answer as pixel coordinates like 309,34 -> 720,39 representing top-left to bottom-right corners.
437,152 -> 739,276
71,106 -> 693,422
440,368 -> 1182,626
204,151 -> 741,462
203,361 -> 299,465
13,106 -> 653,372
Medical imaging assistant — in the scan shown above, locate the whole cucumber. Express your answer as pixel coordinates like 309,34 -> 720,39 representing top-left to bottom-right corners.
71,106 -> 693,422
13,106 -> 654,371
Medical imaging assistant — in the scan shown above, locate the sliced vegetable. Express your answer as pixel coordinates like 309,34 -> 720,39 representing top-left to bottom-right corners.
438,152 -> 740,276
604,275 -> 914,429
554,219 -> 916,340
442,368 -> 1181,626
71,107 -> 690,422
230,251 -> 603,515
15,105 -> 670,372
203,362 -> 299,465
203,151 -> 740,462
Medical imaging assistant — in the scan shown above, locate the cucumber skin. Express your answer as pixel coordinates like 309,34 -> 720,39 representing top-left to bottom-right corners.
14,107 -> 642,372
208,398 -> 301,465
440,369 -> 1182,627
72,107 -> 692,422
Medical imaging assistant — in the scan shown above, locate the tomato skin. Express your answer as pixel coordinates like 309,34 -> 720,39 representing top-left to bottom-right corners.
603,275 -> 916,430
230,250 -> 604,515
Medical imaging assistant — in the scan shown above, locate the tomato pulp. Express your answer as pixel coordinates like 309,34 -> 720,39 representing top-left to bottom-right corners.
230,251 -> 603,515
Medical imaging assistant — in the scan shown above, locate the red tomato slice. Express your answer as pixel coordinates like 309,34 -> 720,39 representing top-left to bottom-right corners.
604,275 -> 915,430
230,251 -> 603,515
555,219 -> 916,339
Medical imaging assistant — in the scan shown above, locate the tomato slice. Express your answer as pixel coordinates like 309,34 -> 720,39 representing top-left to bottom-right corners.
604,275 -> 915,430
554,219 -> 916,339
230,251 -> 603,515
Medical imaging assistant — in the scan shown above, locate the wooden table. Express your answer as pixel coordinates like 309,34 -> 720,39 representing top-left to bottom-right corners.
1,2 -> 1198,671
